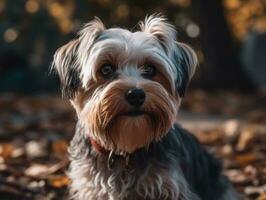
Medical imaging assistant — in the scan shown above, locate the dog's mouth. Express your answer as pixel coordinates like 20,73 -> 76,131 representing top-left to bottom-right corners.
120,110 -> 147,117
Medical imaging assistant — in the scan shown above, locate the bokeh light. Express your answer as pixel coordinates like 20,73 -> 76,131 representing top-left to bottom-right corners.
25,0 -> 39,14
0,1 -> 5,13
169,0 -> 191,7
116,4 -> 130,19
4,28 -> 18,43
224,0 -> 266,39
186,23 -> 200,38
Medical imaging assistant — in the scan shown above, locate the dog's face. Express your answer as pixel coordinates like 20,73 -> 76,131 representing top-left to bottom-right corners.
52,15 -> 197,154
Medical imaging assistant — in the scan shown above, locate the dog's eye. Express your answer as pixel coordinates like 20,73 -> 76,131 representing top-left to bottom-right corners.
100,64 -> 116,78
142,64 -> 156,78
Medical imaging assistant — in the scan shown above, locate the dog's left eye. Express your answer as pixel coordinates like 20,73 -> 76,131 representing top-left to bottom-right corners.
100,64 -> 116,78
142,64 -> 156,78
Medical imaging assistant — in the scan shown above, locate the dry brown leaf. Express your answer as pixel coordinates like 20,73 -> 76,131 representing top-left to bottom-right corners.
0,143 -> 14,159
257,193 -> 266,200
25,159 -> 68,178
25,164 -> 50,177
235,153 -> 260,166
52,140 -> 68,157
195,130 -> 222,144
247,109 -> 266,124
226,169 -> 251,184
236,129 -> 254,151
245,185 -> 266,196
48,175 -> 70,188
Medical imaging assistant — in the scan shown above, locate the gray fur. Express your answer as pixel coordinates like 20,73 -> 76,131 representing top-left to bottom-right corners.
68,123 -> 239,200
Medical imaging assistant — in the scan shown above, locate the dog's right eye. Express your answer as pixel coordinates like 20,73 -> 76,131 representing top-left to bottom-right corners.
100,64 -> 116,78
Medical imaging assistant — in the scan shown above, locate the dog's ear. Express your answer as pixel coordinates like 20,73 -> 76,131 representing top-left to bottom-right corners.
173,42 -> 198,97
139,14 -> 176,54
139,14 -> 197,97
52,39 -> 80,98
52,17 -> 105,98
77,17 -> 105,69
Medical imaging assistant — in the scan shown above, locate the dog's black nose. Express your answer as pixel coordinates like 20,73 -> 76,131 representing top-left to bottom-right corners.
125,88 -> 146,107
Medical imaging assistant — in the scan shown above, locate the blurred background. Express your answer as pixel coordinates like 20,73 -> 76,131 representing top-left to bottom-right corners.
0,0 -> 266,199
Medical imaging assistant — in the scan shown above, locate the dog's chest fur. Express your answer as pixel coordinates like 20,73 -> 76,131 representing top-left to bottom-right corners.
69,155 -> 194,200
68,123 -> 234,200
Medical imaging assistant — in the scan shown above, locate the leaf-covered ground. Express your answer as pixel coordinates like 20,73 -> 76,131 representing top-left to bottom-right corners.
0,91 -> 265,200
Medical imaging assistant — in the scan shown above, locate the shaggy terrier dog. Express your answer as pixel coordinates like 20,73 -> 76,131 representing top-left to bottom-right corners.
52,15 -> 238,200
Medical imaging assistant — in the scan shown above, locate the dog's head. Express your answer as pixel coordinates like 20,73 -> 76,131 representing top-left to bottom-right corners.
52,14 -> 197,154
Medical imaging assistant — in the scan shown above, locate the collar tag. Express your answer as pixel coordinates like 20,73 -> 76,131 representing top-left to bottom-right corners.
108,150 -> 116,170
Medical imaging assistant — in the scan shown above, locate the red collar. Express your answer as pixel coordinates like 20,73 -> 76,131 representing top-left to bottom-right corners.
88,136 -> 130,170
88,137 -> 143,171
88,136 -> 109,154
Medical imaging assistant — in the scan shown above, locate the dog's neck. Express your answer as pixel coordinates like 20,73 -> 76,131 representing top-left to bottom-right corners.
88,136 -> 134,171
88,136 -> 109,154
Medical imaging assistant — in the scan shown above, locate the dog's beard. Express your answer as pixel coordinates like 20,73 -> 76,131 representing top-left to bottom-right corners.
80,79 -> 179,153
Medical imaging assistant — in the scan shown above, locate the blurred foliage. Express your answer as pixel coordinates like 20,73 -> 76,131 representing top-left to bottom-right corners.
0,0 -> 265,93
0,0 -> 194,93
224,0 -> 266,40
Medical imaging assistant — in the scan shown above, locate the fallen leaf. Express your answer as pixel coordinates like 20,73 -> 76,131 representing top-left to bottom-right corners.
25,164 -> 49,177
236,129 -> 254,151
235,153 -> 260,166
52,140 -> 68,157
245,185 -> 266,196
0,144 -> 14,159
25,140 -> 47,159
48,175 -> 70,188
226,169 -> 251,184
258,193 -> 266,200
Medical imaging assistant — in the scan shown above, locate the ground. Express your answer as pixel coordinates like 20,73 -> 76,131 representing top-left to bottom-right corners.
0,90 -> 265,200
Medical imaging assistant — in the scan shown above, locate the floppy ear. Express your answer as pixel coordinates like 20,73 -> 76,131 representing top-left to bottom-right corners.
51,17 -> 105,99
77,17 -> 105,68
52,39 -> 80,99
174,42 -> 198,97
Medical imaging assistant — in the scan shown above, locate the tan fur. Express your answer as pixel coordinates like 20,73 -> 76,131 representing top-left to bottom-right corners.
76,78 -> 179,153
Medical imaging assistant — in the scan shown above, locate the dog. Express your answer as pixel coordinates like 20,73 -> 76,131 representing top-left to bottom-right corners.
52,14 -> 239,200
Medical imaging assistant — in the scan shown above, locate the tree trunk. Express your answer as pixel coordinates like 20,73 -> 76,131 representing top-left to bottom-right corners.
191,0 -> 255,91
